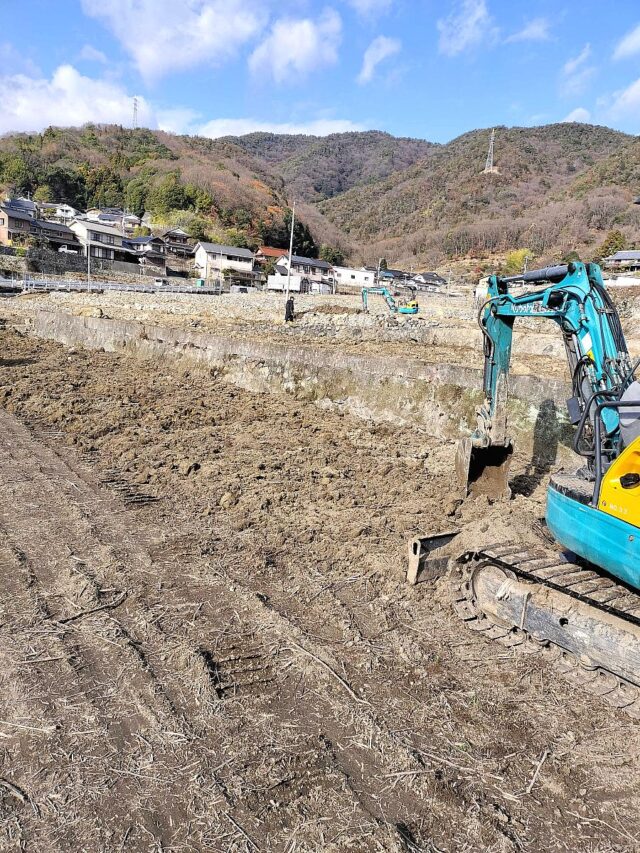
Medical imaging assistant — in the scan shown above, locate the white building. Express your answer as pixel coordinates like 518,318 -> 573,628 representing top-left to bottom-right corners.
194,242 -> 255,281
333,265 -> 375,288
37,202 -> 79,224
277,254 -> 333,283
68,219 -> 124,260
266,274 -> 310,293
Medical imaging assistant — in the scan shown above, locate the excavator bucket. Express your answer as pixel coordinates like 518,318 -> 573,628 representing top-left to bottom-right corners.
456,437 -> 513,500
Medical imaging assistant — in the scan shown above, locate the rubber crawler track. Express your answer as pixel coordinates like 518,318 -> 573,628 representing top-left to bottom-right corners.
453,543 -> 640,719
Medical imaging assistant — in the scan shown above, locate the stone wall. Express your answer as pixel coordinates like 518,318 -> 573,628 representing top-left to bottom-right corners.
23,309 -> 575,465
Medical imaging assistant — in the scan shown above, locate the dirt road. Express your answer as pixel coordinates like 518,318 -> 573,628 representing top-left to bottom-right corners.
0,327 -> 639,851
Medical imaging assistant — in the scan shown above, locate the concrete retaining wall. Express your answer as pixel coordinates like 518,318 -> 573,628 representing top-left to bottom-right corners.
26,309 -> 573,454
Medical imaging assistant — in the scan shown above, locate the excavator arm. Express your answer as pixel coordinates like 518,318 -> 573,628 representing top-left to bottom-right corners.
460,261 -> 635,497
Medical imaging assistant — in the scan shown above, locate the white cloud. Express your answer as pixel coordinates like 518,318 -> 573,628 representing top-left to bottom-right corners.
0,64 -> 153,135
563,43 -> 591,76
560,43 -> 595,96
81,0 -> 264,82
609,77 -> 640,121
156,107 -> 203,135
357,35 -> 401,84
563,107 -> 591,123
613,23 -> 640,60
346,0 -> 392,15
79,44 -> 108,64
198,117 -> 365,138
437,0 -> 496,57
249,9 -> 342,83
505,18 -> 551,44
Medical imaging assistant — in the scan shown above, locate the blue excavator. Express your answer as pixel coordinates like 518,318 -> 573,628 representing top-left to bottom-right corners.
361,285 -> 419,315
409,261 -> 640,713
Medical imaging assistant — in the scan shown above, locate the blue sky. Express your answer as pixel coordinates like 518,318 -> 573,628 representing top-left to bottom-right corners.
1,0 -> 640,141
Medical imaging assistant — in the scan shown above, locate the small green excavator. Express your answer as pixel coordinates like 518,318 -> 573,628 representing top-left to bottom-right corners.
361,285 -> 419,315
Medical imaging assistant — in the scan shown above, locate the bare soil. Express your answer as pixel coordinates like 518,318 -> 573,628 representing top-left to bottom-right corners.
0,326 -> 639,852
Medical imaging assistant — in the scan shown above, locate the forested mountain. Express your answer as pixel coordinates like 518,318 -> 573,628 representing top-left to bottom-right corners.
317,124 -> 638,266
1,121 -> 639,268
222,131 -> 436,202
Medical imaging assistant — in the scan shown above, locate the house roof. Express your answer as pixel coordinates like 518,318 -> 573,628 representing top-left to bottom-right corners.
414,271 -> 446,284
123,236 -> 163,246
161,227 -> 189,237
274,264 -> 289,275
70,219 -> 122,235
257,246 -> 287,258
197,242 -> 254,259
287,254 -> 332,269
32,219 -> 76,236
606,251 -> 640,261
0,205 -> 33,222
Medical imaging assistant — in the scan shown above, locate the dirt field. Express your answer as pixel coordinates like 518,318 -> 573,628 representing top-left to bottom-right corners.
0,313 -> 639,851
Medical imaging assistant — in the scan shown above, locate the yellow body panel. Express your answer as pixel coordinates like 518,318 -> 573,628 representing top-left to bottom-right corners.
598,436 -> 640,529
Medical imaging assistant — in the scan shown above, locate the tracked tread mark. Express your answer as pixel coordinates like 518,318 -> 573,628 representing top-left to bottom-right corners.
198,644 -> 279,700
454,558 -> 640,719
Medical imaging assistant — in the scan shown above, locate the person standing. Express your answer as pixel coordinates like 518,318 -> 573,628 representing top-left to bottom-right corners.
285,295 -> 295,322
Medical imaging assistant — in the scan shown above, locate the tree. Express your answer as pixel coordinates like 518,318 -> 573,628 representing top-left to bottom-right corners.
379,257 -> 388,270
186,216 -> 210,242
146,172 -> 186,216
504,248 -> 534,275
83,165 -> 123,208
183,183 -> 214,214
561,250 -> 581,264
132,225 -> 151,237
33,185 -> 53,203
319,244 -> 345,265
125,175 -> 150,218
593,229 -> 626,263
284,210 -> 318,258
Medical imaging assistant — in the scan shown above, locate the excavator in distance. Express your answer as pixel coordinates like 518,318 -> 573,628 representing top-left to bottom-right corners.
409,261 -> 640,713
361,285 -> 419,315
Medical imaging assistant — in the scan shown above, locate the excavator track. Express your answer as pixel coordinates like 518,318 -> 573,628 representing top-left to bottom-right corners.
453,543 -> 640,718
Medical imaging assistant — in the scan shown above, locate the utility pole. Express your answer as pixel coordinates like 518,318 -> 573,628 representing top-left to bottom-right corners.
285,201 -> 295,301
87,243 -> 91,292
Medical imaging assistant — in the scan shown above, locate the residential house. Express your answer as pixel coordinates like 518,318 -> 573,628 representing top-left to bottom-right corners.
412,271 -> 447,290
68,219 -> 124,260
254,246 -> 287,265
85,207 -> 141,234
36,202 -> 79,224
160,228 -> 194,258
333,265 -> 375,288
122,236 -> 167,274
194,242 -> 255,282
29,219 -> 81,253
0,205 -> 34,246
603,251 -> 640,272
276,254 -> 333,283
4,197 -> 37,218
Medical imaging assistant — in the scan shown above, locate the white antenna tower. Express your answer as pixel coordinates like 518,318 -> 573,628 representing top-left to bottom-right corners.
132,97 -> 138,130
482,128 -> 499,175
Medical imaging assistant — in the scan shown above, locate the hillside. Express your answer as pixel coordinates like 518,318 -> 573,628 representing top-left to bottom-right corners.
0,124 -> 349,254
1,122 -> 639,269
317,123 -> 638,266
222,130 -> 436,202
